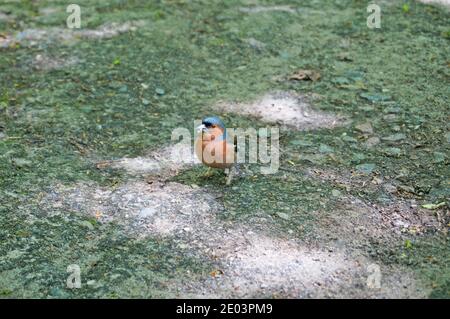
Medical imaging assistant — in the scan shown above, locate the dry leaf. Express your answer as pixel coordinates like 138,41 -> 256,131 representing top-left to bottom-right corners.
288,69 -> 321,82
210,269 -> 224,277
96,161 -> 112,169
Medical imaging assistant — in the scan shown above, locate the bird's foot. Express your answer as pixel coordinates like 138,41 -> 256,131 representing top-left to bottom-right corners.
202,167 -> 214,178
225,166 -> 235,185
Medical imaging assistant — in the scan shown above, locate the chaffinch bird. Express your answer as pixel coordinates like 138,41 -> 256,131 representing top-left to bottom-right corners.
195,116 -> 236,185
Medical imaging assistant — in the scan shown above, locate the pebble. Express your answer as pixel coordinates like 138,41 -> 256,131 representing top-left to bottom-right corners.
332,189 -> 342,197
276,212 -> 290,220
355,122 -> 373,134
382,133 -> 406,142
139,207 -> 156,218
364,136 -> 380,148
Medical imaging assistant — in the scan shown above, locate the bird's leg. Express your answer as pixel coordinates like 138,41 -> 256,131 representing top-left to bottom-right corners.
203,167 -> 213,177
225,165 -> 235,185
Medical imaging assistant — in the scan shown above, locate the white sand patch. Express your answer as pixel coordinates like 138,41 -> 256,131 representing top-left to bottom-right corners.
39,177 -> 427,298
108,143 -> 200,176
218,234 -> 355,297
39,7 -> 59,16
215,91 -> 345,130
42,180 -> 353,296
31,54 -> 79,71
419,0 -> 450,7
239,6 -> 297,14
111,157 -> 162,174
80,21 -> 146,39
0,21 -> 146,49
42,181 -> 219,238
183,229 -> 426,298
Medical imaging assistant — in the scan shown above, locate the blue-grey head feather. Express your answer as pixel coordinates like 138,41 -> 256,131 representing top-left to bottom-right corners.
202,116 -> 225,129
202,116 -> 227,140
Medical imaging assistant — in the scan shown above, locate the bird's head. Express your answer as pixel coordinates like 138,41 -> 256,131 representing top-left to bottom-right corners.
197,116 -> 227,137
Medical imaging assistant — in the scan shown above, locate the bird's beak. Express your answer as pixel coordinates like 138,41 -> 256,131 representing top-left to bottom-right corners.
196,124 -> 206,133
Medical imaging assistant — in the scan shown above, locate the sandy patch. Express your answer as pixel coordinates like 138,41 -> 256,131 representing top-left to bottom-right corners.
207,233 -> 357,298
38,175 -> 427,298
39,7 -> 59,16
192,232 -> 426,298
80,21 -> 146,39
0,20 -> 146,49
102,143 -> 200,178
239,6 -> 297,14
31,54 -> 79,71
215,91 -> 345,131
419,0 -> 450,7
42,181 -> 219,238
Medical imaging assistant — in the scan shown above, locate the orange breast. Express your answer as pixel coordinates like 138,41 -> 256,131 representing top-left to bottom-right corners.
195,132 -> 235,169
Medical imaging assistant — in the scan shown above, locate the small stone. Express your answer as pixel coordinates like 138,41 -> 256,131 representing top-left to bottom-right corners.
383,183 -> 397,193
50,288 -> 68,298
245,37 -> 266,50
392,220 -> 409,228
398,185 -> 415,194
276,212 -> 290,220
432,152 -> 446,164
12,158 -> 32,168
383,147 -> 401,157
155,88 -> 165,95
355,122 -> 373,134
356,163 -> 376,174
6,249 -> 24,259
87,280 -> 96,286
382,133 -> 406,143
342,135 -> 357,143
26,273 -> 36,280
382,114 -> 398,122
372,177 -> 383,185
319,144 -> 334,153
383,107 -> 401,114
332,189 -> 342,197
110,274 -> 121,280
364,136 -> 380,148
352,153 -> 366,163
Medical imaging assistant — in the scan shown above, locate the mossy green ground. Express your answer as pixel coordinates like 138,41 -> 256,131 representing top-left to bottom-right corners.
0,0 -> 449,298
